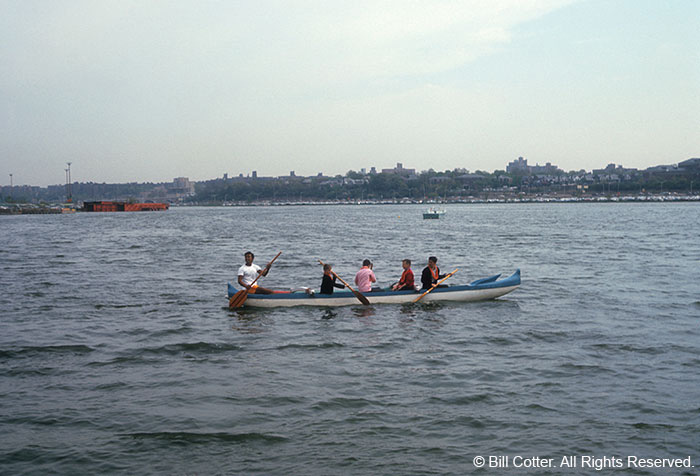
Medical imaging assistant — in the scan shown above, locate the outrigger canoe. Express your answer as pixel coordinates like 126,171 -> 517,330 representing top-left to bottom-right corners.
228,269 -> 520,308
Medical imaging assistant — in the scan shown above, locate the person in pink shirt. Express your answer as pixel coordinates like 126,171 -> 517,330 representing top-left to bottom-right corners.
354,259 -> 377,292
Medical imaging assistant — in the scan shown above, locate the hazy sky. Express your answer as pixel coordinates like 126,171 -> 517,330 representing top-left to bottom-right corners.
2,0 -> 699,186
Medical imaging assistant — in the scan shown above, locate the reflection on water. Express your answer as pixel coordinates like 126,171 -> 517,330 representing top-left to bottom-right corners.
321,309 -> 337,320
351,306 -> 377,319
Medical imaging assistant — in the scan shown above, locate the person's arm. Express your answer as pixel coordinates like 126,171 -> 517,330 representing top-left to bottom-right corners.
238,274 -> 250,290
397,270 -> 407,287
370,271 -> 377,283
393,271 -> 404,291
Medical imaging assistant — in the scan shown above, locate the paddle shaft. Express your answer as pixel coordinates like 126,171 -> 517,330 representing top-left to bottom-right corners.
319,260 -> 370,306
246,251 -> 282,289
413,268 -> 458,303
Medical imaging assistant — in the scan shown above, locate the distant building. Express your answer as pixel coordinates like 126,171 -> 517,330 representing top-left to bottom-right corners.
507,156 -> 561,174
457,173 -> 487,184
381,162 -> 416,177
506,157 -> 529,173
592,163 -> 638,179
530,162 -> 561,174
170,177 -> 195,194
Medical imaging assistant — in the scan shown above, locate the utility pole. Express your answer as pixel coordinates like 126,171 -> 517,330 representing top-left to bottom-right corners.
8,174 -> 12,199
66,162 -> 72,203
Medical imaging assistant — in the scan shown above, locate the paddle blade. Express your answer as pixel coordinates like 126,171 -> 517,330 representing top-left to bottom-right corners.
229,290 -> 249,309
352,289 -> 371,306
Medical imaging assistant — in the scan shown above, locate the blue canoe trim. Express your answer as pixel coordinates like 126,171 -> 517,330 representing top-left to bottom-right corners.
469,273 -> 501,286
228,269 -> 521,301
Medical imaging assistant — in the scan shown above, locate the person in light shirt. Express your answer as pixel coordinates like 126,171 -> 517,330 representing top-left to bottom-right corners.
354,259 -> 377,293
237,251 -> 274,294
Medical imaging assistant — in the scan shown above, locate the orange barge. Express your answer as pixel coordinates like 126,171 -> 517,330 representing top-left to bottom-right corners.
82,201 -> 169,212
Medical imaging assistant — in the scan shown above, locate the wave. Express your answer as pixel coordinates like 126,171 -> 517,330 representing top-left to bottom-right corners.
589,343 -> 664,355
94,303 -> 145,310
427,394 -> 493,405
275,342 -> 344,351
142,342 -> 243,354
88,342 -> 243,366
311,397 -> 373,410
125,431 -> 288,444
0,344 -> 94,359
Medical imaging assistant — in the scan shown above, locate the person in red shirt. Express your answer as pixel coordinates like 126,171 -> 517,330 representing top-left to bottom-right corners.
392,259 -> 415,291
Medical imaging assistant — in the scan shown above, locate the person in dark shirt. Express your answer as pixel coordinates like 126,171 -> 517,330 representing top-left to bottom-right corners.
392,259 -> 415,291
320,263 -> 345,294
421,256 -> 446,290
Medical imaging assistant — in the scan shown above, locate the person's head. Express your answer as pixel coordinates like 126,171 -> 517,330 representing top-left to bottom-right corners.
323,263 -> 332,273
362,259 -> 372,268
402,259 -> 411,269
244,251 -> 254,265
428,256 -> 437,268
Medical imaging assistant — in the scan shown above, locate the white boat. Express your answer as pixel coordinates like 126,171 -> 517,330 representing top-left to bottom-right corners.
423,207 -> 446,219
228,269 -> 520,308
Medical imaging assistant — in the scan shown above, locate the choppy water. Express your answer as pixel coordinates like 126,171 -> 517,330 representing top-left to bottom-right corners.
1,203 -> 699,475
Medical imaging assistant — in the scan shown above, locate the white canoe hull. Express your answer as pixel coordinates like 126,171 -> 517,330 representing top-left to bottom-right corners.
228,269 -> 520,308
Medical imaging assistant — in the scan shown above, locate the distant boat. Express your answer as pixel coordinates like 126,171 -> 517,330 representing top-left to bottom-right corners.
423,207 -> 446,219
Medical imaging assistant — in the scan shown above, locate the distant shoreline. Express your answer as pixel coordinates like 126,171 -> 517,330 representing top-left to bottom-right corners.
187,194 -> 700,207
2,193 -> 698,214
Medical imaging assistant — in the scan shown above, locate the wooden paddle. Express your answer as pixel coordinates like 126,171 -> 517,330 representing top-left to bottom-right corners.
319,260 -> 370,306
413,268 -> 458,303
229,251 -> 282,309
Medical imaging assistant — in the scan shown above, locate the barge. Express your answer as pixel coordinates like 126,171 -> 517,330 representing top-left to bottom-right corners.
81,201 -> 169,212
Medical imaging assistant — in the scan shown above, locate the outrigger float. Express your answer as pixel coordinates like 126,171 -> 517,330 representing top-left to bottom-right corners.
228,269 -> 520,308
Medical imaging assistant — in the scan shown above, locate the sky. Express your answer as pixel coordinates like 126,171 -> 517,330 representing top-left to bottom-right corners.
1,0 -> 699,186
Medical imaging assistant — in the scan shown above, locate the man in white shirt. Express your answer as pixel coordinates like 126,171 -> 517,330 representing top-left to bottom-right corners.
237,251 -> 274,294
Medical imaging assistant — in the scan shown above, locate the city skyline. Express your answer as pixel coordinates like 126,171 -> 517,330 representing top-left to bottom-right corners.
2,1 -> 699,187
3,155 -> 699,190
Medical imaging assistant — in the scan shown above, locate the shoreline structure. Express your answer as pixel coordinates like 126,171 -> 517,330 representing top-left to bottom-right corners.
209,193 -> 700,207
2,193 -> 698,214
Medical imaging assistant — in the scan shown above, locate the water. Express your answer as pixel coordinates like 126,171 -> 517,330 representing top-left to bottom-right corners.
1,203 -> 698,475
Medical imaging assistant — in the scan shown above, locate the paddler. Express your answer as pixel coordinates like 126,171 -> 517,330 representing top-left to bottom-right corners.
354,259 -> 377,292
320,263 -> 345,294
420,256 -> 447,290
391,259 -> 415,291
237,251 -> 275,295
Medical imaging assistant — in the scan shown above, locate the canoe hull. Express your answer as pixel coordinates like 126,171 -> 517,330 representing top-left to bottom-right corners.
228,269 -> 520,308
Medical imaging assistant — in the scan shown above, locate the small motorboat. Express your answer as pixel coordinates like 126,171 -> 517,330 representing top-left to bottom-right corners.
423,207 -> 446,219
